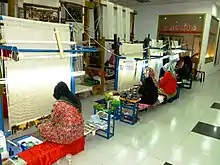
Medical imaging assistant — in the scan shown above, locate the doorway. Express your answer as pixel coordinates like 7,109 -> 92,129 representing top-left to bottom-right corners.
192,35 -> 202,56
214,30 -> 220,65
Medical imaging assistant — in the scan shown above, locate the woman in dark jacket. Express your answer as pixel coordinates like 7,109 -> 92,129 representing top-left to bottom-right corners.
176,56 -> 193,81
138,67 -> 158,105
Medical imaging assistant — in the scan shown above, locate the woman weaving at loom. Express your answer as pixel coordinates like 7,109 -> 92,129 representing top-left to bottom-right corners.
176,55 -> 193,82
138,67 -> 158,109
158,61 -> 177,97
38,82 -> 84,144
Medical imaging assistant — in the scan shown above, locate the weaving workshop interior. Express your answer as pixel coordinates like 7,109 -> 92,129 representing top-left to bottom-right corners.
0,0 -> 220,165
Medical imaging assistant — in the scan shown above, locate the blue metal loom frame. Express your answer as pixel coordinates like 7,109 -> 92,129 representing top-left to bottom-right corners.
0,45 -> 98,53
114,55 -> 171,91
114,55 -> 171,125
0,45 -> 98,133
0,19 -> 98,165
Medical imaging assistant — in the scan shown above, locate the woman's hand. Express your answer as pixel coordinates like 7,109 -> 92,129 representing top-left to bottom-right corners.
139,81 -> 143,86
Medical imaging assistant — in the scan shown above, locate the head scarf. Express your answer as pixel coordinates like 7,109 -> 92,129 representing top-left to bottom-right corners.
163,61 -> 177,75
145,67 -> 157,86
53,81 -> 82,112
163,63 -> 169,72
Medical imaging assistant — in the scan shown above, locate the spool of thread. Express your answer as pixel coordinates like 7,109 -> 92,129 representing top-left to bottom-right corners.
20,142 -> 28,151
9,147 -> 14,156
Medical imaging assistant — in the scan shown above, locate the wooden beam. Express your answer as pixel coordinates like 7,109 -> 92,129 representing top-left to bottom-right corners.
85,1 -> 95,8
83,6 -> 90,66
8,0 -> 15,17
94,5 -> 100,40
130,13 -> 135,42
84,6 -> 89,41
99,37 -> 105,93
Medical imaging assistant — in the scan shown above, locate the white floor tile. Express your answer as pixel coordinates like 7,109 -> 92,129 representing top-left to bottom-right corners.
55,69 -> 220,165
140,156 -> 164,165
104,146 -> 148,165
200,110 -> 220,127
167,133 -> 220,165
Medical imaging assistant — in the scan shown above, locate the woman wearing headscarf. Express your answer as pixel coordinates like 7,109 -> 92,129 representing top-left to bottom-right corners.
159,63 -> 169,79
138,67 -> 158,106
38,82 -> 84,144
158,61 -> 177,97
176,56 -> 193,81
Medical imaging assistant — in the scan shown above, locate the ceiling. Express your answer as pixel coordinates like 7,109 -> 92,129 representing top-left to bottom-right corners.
110,0 -> 220,7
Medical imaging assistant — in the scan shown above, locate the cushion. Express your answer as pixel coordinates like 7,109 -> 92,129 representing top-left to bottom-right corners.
138,95 -> 165,110
18,136 -> 85,165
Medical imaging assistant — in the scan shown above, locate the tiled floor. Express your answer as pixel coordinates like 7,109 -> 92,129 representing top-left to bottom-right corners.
55,69 -> 220,165
164,163 -> 173,165
210,102 -> 220,110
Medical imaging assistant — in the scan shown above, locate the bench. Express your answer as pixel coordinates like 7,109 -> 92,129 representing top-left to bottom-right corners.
18,136 -> 85,165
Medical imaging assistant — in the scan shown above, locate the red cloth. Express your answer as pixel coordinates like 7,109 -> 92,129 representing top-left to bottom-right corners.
0,49 -> 11,58
38,100 -> 84,144
18,136 -> 85,165
109,52 -> 116,66
159,72 -> 177,95
2,88 -> 8,118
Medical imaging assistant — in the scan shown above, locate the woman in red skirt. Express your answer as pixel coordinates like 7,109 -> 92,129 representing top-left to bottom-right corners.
38,82 -> 84,144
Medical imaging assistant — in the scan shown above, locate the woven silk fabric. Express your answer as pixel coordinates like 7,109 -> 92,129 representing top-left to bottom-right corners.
106,2 -> 114,39
116,5 -> 123,39
2,16 -> 71,128
118,59 -> 143,91
102,2 -> 131,41
125,8 -> 131,42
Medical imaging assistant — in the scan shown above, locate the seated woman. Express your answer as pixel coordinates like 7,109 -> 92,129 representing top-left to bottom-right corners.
38,82 -> 84,144
176,56 -> 193,82
158,62 -> 177,97
138,67 -> 158,107
159,63 -> 169,79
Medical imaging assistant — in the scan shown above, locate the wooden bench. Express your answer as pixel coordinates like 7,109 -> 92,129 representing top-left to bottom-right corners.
18,136 -> 85,165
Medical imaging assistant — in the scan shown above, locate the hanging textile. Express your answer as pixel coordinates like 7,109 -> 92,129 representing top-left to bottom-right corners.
118,59 -> 143,91
113,7 -> 117,36
88,9 -> 95,39
125,8 -> 131,42
116,5 -> 123,40
122,10 -> 126,41
2,16 -> 71,128
148,58 -> 163,82
106,2 -> 114,39
102,5 -> 108,39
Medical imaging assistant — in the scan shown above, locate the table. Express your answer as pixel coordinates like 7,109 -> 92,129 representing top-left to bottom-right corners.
92,108 -> 116,139
94,99 -> 120,120
119,97 -> 140,125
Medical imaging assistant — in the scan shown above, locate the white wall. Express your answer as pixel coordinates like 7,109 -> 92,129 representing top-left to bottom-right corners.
133,1 -> 213,39
133,1 -> 219,74
202,4 -> 220,74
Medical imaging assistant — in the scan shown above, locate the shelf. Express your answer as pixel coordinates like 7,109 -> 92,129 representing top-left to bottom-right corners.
84,124 -> 96,136
93,104 -> 116,139
75,84 -> 93,94
86,67 -> 102,71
